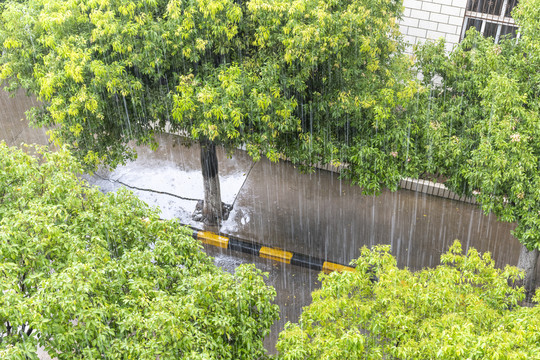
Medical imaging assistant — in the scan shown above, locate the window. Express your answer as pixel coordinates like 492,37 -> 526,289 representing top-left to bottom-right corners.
462,0 -> 519,43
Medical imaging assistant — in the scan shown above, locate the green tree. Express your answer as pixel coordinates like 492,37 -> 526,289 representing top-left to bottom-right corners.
0,0 -> 421,225
0,142 -> 278,359
277,241 -> 540,359
415,0 -> 540,292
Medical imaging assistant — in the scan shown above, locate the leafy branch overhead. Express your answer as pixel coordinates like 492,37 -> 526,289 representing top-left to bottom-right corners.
0,143 -> 278,359
0,0 -> 422,194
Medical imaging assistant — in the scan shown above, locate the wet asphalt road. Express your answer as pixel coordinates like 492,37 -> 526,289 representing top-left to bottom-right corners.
86,132 -> 522,273
1,90 -> 533,357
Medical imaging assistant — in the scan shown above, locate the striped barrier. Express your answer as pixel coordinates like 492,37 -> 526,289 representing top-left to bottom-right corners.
192,228 -> 355,273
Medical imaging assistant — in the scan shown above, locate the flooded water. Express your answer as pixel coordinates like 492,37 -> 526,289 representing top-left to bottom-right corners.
1,90 -> 533,356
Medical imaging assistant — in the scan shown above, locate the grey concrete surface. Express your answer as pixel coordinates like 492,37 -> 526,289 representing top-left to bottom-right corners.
89,132 -> 521,272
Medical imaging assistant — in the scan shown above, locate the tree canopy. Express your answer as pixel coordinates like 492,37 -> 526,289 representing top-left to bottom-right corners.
0,0 -> 422,194
277,241 -> 540,359
0,142 -> 278,359
416,0 -> 540,252
413,0 -> 540,289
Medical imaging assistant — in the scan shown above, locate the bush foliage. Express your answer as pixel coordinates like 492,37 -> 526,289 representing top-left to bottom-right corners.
277,242 -> 540,359
0,143 -> 278,359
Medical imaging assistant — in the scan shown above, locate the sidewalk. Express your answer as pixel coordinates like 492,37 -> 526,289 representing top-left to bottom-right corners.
88,131 -> 522,273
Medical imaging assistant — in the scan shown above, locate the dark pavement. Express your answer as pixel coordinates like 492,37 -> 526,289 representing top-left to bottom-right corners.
0,88 -> 48,147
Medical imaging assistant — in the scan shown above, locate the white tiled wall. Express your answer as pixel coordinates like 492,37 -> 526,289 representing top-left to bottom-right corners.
400,0 -> 468,53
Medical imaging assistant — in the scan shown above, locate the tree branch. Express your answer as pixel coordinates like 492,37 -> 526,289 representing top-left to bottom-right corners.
93,174 -> 201,202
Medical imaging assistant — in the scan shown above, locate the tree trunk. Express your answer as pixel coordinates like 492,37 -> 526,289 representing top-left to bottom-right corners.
516,244 -> 539,294
200,138 -> 222,226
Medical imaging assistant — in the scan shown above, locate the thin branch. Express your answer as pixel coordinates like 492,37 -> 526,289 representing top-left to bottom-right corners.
93,174 -> 201,202
232,161 -> 255,208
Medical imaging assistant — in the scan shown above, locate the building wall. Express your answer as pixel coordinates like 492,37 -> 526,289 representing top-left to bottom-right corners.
399,0 -> 468,53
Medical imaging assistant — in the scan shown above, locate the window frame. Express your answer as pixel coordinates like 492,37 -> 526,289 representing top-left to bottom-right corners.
461,0 -> 520,43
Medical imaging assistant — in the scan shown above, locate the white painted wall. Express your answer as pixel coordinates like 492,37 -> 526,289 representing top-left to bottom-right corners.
400,0 -> 468,53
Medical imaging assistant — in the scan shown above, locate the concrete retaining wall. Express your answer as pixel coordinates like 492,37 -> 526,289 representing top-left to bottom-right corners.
399,177 -> 475,204
313,162 -> 475,204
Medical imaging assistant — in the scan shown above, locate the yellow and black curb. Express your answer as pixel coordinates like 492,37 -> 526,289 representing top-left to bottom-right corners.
188,226 -> 355,273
